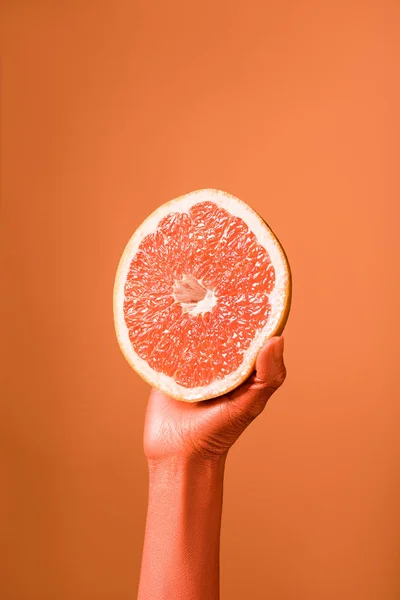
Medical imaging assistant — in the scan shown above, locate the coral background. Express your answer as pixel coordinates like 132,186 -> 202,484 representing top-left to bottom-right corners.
1,1 -> 399,599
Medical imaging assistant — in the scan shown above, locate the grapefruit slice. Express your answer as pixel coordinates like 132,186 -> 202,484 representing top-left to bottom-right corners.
114,189 -> 291,402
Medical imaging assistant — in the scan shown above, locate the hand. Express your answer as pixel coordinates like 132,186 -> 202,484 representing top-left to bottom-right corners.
144,336 -> 287,462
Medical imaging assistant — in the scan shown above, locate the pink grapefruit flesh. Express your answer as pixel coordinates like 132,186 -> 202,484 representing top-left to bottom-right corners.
114,189 -> 291,402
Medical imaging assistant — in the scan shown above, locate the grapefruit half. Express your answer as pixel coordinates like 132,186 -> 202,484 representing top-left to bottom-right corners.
114,189 -> 291,402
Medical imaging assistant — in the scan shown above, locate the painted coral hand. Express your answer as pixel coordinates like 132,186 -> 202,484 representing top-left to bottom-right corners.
144,335 -> 286,461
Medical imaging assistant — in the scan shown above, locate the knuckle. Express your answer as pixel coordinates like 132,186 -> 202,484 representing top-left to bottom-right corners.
247,398 -> 266,419
266,365 -> 287,393
275,364 -> 287,386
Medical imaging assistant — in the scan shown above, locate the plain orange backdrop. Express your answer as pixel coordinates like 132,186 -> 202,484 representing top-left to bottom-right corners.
1,1 -> 399,599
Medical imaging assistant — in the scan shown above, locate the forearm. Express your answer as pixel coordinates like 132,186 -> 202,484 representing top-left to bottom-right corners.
137,453 -> 227,600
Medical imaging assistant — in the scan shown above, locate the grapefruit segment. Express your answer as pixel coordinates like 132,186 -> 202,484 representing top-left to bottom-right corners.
114,189 -> 292,402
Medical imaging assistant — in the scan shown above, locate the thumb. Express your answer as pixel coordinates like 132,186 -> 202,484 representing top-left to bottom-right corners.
255,335 -> 286,391
227,335 -> 287,420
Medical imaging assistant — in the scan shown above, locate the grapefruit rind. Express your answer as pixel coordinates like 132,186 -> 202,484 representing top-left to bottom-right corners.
113,189 -> 292,402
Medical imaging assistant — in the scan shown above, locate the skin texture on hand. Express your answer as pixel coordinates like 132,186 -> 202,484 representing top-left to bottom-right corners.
138,336 -> 286,600
144,335 -> 287,462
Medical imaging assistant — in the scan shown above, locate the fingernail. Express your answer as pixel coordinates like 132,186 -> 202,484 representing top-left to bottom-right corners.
273,336 -> 284,361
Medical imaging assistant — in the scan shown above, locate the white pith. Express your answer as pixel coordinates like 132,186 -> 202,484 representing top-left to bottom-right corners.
113,189 -> 291,402
172,273 -> 218,315
180,288 -> 218,315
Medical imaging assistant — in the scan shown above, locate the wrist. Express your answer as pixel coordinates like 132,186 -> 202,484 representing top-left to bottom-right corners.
147,452 -> 227,483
